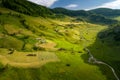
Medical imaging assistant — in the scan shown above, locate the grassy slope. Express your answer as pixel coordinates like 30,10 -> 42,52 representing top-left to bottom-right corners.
0,8 -> 115,80
87,23 -> 120,79
88,15 -> 120,79
0,0 -> 53,17
114,16 -> 120,21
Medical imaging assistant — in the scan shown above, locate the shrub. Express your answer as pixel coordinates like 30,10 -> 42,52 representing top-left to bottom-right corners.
0,12 -> 2,15
0,63 -> 4,71
66,64 -> 71,67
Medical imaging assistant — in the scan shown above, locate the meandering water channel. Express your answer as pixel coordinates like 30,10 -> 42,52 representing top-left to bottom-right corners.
84,48 -> 119,80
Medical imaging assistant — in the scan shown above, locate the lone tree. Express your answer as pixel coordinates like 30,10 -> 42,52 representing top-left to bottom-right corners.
8,48 -> 15,54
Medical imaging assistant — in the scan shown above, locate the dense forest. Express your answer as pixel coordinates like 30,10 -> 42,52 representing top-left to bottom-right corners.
0,0 -> 53,17
89,8 -> 120,17
0,0 -> 119,25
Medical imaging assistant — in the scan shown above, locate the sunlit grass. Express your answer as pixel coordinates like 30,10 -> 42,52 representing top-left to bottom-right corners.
0,7 -> 110,80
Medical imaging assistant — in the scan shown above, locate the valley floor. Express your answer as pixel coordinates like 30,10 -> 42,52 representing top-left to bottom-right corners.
0,8 -> 117,80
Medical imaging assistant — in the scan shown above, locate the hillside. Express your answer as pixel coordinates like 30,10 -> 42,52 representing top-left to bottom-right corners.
89,8 -> 120,17
52,8 -> 90,17
87,23 -> 120,79
0,7 -> 112,80
52,8 -> 118,25
0,0 -> 53,17
0,0 -> 120,80
0,0 -> 118,25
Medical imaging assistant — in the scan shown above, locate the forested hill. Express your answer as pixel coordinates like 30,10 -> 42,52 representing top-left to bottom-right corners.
89,8 -> 120,17
0,0 -> 53,17
0,0 -> 119,25
52,7 -> 90,17
52,7 -> 118,25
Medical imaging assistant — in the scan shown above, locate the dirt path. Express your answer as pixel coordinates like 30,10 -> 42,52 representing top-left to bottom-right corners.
84,48 -> 119,80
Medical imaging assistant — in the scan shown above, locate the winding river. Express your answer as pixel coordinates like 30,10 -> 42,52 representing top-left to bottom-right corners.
84,48 -> 119,80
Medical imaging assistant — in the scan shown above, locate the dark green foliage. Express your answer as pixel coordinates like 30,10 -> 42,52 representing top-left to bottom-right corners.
87,14 -> 118,25
88,24 -> 120,79
52,8 -> 118,25
98,24 -> 120,41
0,63 -> 4,71
75,18 -> 85,21
33,46 -> 46,51
0,0 -> 119,25
7,12 -> 23,18
20,19 -> 29,29
8,48 -> 15,54
66,64 -> 71,67
52,8 -> 89,17
1,0 -> 53,17
51,14 -> 66,19
89,8 -> 120,17
39,24 -> 48,30
0,12 -> 2,15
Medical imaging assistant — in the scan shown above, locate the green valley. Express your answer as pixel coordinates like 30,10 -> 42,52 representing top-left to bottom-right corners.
0,0 -> 120,80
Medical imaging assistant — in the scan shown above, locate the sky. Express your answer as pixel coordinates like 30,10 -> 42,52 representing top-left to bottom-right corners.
28,0 -> 120,10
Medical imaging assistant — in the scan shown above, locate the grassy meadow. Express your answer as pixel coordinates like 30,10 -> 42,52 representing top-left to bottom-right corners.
0,7 -> 117,80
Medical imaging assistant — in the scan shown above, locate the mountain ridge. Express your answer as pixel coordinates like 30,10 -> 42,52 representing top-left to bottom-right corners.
0,0 -> 120,80
0,0 -> 53,17
89,8 -> 120,17
52,7 -> 118,25
0,0 -> 119,25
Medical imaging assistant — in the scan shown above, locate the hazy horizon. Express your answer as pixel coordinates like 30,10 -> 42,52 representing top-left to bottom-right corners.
27,0 -> 120,10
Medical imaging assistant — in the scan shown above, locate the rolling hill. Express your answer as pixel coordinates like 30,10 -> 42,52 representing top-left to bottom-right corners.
0,7 -> 110,80
52,7 -> 118,25
0,0 -> 53,17
0,0 -> 119,25
87,23 -> 120,80
89,8 -> 120,17
0,0 -> 120,80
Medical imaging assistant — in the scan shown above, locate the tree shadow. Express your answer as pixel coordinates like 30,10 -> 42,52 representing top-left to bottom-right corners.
81,53 -> 116,80
81,27 -> 120,80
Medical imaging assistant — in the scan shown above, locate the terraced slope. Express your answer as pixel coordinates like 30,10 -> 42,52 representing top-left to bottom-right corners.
0,7 -> 113,80
1,0 -> 120,80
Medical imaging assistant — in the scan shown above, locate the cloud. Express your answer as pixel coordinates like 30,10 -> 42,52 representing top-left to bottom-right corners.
86,0 -> 120,10
65,4 -> 78,8
27,0 -> 58,7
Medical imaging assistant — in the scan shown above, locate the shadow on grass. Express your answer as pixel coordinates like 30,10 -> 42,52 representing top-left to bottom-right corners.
81,53 -> 116,80
81,27 -> 120,80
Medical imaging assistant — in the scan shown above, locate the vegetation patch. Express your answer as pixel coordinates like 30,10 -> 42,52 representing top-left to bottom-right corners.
0,50 -> 59,68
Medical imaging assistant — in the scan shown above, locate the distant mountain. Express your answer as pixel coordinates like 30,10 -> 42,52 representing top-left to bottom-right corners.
0,0 -> 53,17
89,8 -> 120,17
52,7 -> 90,17
52,8 -> 118,25
0,0 -> 119,25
